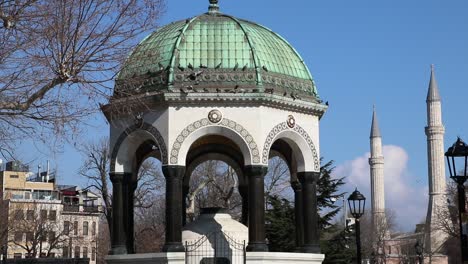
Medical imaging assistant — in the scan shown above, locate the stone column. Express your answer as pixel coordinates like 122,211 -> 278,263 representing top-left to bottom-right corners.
123,178 -> 137,254
298,171 -> 320,253
182,184 -> 190,226
245,166 -> 268,252
292,180 -> 304,251
109,172 -> 131,255
238,183 -> 249,226
162,166 -> 185,252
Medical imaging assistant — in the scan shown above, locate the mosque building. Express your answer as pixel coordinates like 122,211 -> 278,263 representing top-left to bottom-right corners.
368,67 -> 453,263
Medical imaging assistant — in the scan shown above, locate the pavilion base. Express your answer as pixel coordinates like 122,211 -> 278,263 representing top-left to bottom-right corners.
106,252 -> 325,264
245,252 -> 325,264
385,254 -> 448,264
105,252 -> 185,264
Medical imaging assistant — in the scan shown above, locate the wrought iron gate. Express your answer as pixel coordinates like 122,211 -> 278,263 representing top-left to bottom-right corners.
185,231 -> 246,264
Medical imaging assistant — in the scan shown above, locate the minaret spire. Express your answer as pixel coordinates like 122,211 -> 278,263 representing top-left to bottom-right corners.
370,105 -> 381,138
424,65 -> 449,254
427,64 -> 441,102
369,106 -> 388,245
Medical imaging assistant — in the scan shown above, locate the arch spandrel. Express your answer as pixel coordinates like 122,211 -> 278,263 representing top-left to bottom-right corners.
170,118 -> 261,167
262,122 -> 320,173
110,122 -> 168,173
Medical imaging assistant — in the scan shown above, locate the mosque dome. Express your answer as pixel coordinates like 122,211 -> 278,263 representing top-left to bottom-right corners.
114,0 -> 320,102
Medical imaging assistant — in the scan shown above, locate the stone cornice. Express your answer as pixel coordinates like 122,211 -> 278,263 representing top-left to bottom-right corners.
103,92 -> 328,121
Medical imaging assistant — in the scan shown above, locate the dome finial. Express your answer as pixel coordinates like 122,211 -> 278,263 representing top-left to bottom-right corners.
208,0 -> 220,14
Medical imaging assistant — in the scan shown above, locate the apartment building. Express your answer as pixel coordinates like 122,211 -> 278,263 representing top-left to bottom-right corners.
0,161 -> 101,263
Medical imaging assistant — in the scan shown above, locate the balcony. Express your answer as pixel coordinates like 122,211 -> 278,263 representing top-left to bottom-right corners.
83,206 -> 99,213
63,204 -> 79,212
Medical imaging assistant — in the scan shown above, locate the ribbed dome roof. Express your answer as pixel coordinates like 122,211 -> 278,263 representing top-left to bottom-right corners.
114,1 -> 319,101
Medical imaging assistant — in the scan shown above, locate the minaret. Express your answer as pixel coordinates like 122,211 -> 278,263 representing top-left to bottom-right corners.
424,65 -> 449,253
369,106 -> 388,241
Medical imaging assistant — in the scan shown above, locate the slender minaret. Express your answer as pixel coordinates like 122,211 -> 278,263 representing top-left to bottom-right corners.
369,106 -> 388,241
424,65 -> 449,253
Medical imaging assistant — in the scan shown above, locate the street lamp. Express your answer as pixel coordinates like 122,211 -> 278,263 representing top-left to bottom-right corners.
348,188 -> 366,264
445,137 -> 468,262
415,240 -> 423,264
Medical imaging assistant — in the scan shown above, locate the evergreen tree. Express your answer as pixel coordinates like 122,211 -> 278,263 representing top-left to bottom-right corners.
321,224 -> 356,264
317,159 -> 346,229
265,195 -> 296,252
265,158 -> 347,253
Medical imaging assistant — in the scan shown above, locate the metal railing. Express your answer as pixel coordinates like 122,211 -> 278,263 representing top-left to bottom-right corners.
185,231 -> 245,264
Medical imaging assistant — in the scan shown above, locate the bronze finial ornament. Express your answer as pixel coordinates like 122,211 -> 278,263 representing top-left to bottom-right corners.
208,0 -> 220,14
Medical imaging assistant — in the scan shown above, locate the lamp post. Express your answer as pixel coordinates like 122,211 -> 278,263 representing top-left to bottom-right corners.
445,137 -> 468,262
415,240 -> 423,264
348,188 -> 366,264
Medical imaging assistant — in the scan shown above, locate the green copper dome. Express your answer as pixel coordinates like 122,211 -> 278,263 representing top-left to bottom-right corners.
115,2 -> 319,101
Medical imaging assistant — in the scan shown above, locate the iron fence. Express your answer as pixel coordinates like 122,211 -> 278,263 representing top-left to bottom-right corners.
185,231 -> 245,264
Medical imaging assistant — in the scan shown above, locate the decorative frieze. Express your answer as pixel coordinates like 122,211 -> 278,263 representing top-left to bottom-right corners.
262,121 -> 319,171
170,117 -> 260,164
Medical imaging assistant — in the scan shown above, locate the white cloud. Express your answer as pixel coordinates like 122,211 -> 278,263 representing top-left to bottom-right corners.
333,145 -> 428,232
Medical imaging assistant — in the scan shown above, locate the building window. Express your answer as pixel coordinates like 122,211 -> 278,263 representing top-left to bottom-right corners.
10,175 -> 19,179
74,246 -> 80,258
40,232 -> 47,242
83,221 -> 88,236
92,247 -> 96,261
74,221 -> 78,235
48,232 -> 55,243
14,232 -> 23,242
49,210 -> 56,221
40,210 -> 47,220
14,209 -> 24,220
24,192 -> 31,199
63,247 -> 69,258
83,247 -> 88,259
13,253 -> 22,259
26,232 -> 34,242
92,222 -> 96,236
26,210 -> 34,220
64,221 -> 70,235
25,253 -> 33,258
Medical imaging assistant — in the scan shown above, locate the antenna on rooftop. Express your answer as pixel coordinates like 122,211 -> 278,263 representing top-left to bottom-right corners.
46,160 -> 50,182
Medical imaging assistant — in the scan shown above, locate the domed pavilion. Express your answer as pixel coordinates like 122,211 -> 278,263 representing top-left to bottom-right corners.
104,0 -> 327,262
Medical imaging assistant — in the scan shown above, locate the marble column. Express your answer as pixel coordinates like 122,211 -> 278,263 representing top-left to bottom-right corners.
292,180 -> 304,251
123,178 -> 137,254
298,171 -> 320,253
109,172 -> 131,255
182,184 -> 190,226
162,166 -> 185,252
238,183 -> 249,226
245,166 -> 268,252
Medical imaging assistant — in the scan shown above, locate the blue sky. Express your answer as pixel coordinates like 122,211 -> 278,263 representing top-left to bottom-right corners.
19,0 -> 468,231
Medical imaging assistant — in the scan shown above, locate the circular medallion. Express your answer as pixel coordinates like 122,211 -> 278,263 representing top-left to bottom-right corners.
287,115 -> 296,128
208,109 -> 223,123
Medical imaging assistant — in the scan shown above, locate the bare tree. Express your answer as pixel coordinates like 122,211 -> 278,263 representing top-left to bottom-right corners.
134,196 -> 165,253
360,209 -> 397,263
188,161 -> 241,221
0,0 -> 165,152
7,202 -> 71,258
78,137 -> 164,236
264,156 -> 291,205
